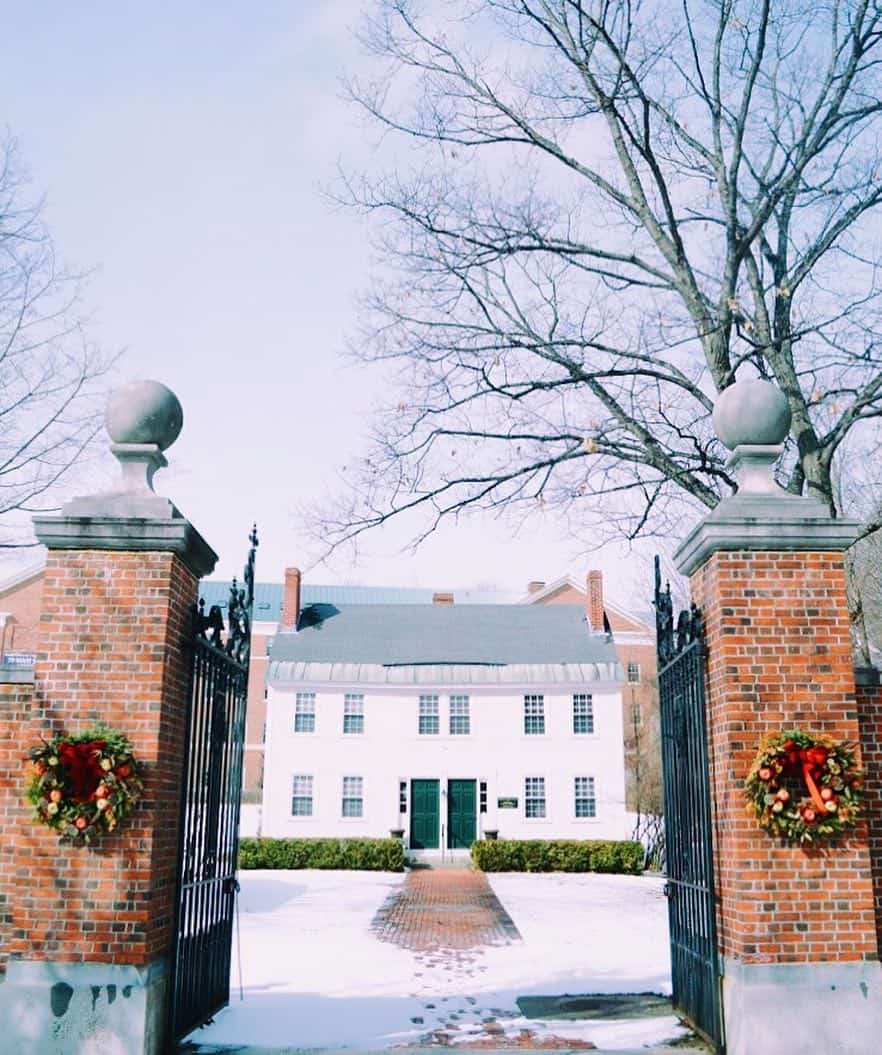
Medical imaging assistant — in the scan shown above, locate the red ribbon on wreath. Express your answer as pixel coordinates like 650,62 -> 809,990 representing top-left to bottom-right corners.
798,746 -> 829,814
58,739 -> 107,803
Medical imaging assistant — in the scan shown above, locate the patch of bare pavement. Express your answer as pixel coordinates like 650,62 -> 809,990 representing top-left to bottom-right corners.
392,990 -> 700,1051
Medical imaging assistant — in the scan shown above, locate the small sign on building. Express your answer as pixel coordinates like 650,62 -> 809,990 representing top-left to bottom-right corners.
2,651 -> 35,668
497,797 -> 518,809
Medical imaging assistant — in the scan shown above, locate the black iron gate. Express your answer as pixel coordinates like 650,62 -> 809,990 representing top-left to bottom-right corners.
170,527 -> 258,1043
654,556 -> 725,1054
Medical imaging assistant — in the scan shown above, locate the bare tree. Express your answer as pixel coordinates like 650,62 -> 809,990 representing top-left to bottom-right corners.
314,0 -> 882,555
836,448 -> 882,661
0,135 -> 112,545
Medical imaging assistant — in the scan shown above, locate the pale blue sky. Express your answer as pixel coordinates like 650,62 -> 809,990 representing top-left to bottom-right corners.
0,4 -> 653,602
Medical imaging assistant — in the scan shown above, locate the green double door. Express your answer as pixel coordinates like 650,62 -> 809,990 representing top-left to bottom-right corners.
409,779 -> 476,850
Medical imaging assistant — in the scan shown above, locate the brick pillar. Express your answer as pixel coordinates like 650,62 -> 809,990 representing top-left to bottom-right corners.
0,675 -> 36,963
856,669 -> 882,951
0,382 -> 217,1055
674,379 -> 882,1054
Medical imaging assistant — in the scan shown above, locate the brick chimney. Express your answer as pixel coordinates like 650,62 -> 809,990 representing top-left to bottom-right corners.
586,569 -> 604,632
283,566 -> 302,628
433,591 -> 454,605
527,581 -> 546,594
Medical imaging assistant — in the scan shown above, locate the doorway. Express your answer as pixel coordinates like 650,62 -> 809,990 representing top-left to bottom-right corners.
410,778 -> 440,848
447,778 -> 476,849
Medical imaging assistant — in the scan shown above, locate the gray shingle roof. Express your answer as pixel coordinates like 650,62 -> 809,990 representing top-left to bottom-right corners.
269,604 -> 617,667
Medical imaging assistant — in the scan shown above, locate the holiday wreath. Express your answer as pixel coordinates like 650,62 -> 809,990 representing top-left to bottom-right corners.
27,727 -> 143,844
745,730 -> 863,845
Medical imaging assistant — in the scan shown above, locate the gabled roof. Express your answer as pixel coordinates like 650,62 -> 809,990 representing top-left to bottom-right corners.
0,560 -> 45,596
518,574 -> 585,606
269,603 -> 618,667
519,573 -> 654,632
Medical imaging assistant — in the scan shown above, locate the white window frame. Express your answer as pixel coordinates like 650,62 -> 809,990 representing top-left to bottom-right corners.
524,694 -> 545,735
572,693 -> 595,735
418,694 -> 440,735
294,692 -> 315,733
291,774 -> 314,816
525,776 -> 546,819
449,694 -> 470,735
575,776 -> 597,819
627,661 -> 641,683
341,775 -> 364,818
343,693 -> 365,735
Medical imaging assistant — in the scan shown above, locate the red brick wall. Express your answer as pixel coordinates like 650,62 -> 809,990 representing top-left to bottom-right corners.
0,678 -> 35,973
0,550 -> 197,970
691,550 -> 878,964
857,678 -> 882,951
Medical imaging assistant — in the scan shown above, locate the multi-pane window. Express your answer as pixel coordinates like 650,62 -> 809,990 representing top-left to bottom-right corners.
294,692 -> 315,733
343,693 -> 365,734
419,694 -> 440,735
291,774 -> 313,816
627,661 -> 641,683
524,694 -> 545,735
525,776 -> 546,818
479,781 -> 488,814
399,780 -> 408,813
575,776 -> 597,818
342,776 -> 364,817
449,695 -> 470,735
572,694 -> 595,734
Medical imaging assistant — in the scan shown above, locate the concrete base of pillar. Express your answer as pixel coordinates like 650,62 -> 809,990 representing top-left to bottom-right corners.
723,958 -> 882,1055
0,958 -> 168,1055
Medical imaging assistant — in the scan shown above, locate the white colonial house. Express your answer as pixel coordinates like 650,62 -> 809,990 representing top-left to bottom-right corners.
261,599 -> 628,854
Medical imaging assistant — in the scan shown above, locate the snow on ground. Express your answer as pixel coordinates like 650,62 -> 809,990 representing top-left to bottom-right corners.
190,870 -> 689,1051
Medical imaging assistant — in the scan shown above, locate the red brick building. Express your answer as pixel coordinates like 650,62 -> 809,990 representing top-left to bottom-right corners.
0,561 -> 44,661
521,573 -> 658,813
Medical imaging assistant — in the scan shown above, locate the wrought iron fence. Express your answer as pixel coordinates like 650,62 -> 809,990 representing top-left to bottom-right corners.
170,527 -> 257,1042
655,555 -> 725,1054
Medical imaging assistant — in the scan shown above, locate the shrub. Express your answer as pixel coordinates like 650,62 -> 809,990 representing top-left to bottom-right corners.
238,837 -> 405,872
471,838 -> 643,875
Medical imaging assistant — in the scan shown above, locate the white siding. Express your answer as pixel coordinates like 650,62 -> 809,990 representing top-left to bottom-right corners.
262,682 -> 628,846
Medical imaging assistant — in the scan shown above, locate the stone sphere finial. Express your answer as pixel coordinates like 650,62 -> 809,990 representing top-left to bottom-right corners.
712,378 -> 791,451
105,380 -> 183,451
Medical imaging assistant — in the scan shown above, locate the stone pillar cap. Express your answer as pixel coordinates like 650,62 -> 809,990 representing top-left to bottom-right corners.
675,378 -> 860,575
712,378 -> 792,450
34,379 -> 218,577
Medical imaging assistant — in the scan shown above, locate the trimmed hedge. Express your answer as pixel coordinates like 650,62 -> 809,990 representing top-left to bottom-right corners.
238,837 -> 405,872
471,838 -> 643,875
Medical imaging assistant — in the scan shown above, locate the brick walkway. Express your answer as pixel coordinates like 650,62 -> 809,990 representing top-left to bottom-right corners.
372,868 -> 521,951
